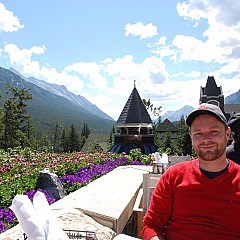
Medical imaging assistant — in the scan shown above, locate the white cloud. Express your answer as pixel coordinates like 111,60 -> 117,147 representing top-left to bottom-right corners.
184,71 -> 201,78
142,56 -> 168,84
101,58 -> 112,64
92,94 -> 114,113
56,71 -> 84,94
149,0 -> 240,81
213,1 -> 240,27
4,44 -> 46,66
104,55 -> 142,78
0,3 -> 24,32
220,77 -> 240,97
160,79 -> 202,111
156,36 -> 167,46
219,59 -> 240,75
3,43 -> 84,94
177,1 -> 240,50
36,67 -> 84,95
64,62 -> 108,90
177,0 -> 240,28
176,1 -> 207,22
3,44 -> 46,74
81,90 -> 122,121
151,45 -> 177,62
172,71 -> 201,79
125,22 -> 158,40
172,35 -> 220,63
104,55 -> 168,83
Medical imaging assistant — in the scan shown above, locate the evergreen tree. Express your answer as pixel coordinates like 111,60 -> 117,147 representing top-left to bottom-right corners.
60,129 -> 71,152
107,125 -> 115,149
25,115 -> 34,142
160,130 -> 177,155
53,121 -> 62,152
0,93 -> 4,145
176,115 -> 192,156
68,124 -> 80,152
39,132 -> 52,150
3,85 -> 33,148
162,131 -> 172,149
182,131 -> 192,156
81,122 -> 91,138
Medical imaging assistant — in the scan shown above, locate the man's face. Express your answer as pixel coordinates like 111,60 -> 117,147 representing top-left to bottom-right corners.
190,114 -> 230,161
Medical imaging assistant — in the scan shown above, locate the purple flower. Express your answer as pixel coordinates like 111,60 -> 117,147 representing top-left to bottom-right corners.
59,157 -> 145,187
4,209 -> 15,225
23,189 -> 56,204
0,220 -> 7,233
0,208 -> 15,226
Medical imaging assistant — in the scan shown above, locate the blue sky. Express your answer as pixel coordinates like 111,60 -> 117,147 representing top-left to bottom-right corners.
0,1 -> 240,120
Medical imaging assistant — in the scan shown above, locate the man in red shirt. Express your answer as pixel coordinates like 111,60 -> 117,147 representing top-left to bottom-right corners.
142,103 -> 240,240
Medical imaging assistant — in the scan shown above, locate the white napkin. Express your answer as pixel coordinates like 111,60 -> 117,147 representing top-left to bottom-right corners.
10,194 -> 46,240
10,191 -> 69,240
154,152 -> 161,163
33,191 -> 69,240
161,153 -> 169,164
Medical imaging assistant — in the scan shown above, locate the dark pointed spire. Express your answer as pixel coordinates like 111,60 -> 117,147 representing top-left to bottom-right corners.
117,84 -> 152,124
204,76 -> 221,96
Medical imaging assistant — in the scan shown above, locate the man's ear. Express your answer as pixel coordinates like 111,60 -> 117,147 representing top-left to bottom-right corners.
226,127 -> 231,139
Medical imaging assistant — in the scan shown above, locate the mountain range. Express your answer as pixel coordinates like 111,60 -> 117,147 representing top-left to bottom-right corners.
0,67 -> 116,140
161,105 -> 194,122
225,89 -> 240,104
10,68 -> 113,121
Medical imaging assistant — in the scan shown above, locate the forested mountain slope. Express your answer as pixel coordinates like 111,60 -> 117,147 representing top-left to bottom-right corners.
10,67 -> 113,121
0,67 -> 115,140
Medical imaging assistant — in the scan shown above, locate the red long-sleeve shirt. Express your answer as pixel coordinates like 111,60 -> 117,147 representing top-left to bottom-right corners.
142,159 -> 240,240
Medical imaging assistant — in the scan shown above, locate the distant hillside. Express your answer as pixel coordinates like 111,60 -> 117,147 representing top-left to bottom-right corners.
225,89 -> 240,104
0,67 -> 116,140
10,68 -> 113,121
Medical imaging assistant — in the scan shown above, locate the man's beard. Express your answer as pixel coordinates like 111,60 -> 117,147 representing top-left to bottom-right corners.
195,140 -> 226,161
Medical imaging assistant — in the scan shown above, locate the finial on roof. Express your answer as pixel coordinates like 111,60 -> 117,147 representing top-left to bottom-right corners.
134,80 -> 136,88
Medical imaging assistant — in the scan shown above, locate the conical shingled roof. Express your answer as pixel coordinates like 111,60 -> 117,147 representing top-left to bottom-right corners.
117,86 -> 152,124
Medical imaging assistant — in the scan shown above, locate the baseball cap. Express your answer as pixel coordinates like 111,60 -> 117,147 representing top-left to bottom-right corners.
228,112 -> 240,133
186,103 -> 228,127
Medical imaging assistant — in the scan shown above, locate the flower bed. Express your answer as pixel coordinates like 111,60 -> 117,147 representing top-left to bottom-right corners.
0,149 -> 150,233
